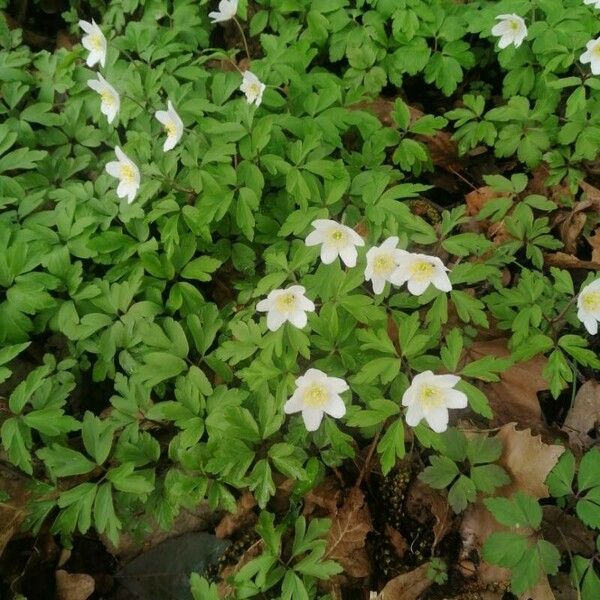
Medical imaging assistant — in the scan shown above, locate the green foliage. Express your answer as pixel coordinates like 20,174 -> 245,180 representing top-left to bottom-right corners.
1,0 -> 599,597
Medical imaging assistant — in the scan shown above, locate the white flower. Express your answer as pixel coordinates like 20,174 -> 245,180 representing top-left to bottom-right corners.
256,285 -> 315,331
305,219 -> 365,267
240,71 -> 266,107
284,368 -> 348,431
79,19 -> 107,68
577,279 -> 600,334
208,0 -> 238,23
402,371 -> 468,433
580,38 -> 600,75
155,100 -> 184,152
105,146 -> 140,203
491,14 -> 527,49
87,73 -> 120,124
584,0 -> 600,9
390,252 -> 452,296
364,236 -> 406,295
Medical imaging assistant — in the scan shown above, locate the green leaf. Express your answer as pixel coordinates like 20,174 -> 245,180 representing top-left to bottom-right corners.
107,463 -> 154,495
82,411 -> 114,465
482,531 -> 528,568
419,455 -> 459,489
448,474 -> 477,512
578,448 -> 600,491
546,450 -> 575,497
484,492 -> 542,529
37,445 -> 96,478
470,464 -> 510,493
377,419 -> 405,476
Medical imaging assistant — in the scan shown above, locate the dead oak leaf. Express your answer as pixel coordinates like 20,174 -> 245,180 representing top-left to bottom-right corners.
215,491 -> 256,539
376,562 -> 433,600
496,423 -> 565,499
466,339 -> 548,430
544,251 -> 600,270
404,479 -> 452,548
562,380 -> 600,450
325,487 -> 373,578
55,570 -> 95,600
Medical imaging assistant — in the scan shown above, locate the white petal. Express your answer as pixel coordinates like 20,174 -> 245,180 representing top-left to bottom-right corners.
338,245 -> 358,267
284,391 -> 304,414
425,407 -> 449,433
304,368 -> 327,382
324,395 -> 346,419
326,377 -> 349,394
302,408 -> 324,431
380,236 -> 399,251
405,403 -> 424,427
305,230 -> 326,246
163,135 -> 177,152
371,276 -> 386,295
402,384 -> 417,407
580,313 -> 599,335
320,243 -> 339,264
155,110 -> 169,125
444,389 -> 468,409
406,278 -> 431,296
105,161 -> 121,177
347,228 -> 365,246
267,310 -> 286,331
256,298 -> 272,312
288,309 -> 308,329
297,296 -> 315,312
434,374 -> 461,388
431,270 -> 452,292
311,219 -> 335,230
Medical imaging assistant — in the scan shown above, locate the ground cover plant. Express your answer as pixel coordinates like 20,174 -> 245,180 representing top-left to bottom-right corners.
0,0 -> 600,598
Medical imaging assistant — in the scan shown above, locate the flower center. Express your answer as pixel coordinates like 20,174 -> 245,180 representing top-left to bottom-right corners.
329,228 -> 346,245
90,34 -> 103,50
275,292 -> 297,313
248,82 -> 261,97
582,290 -> 600,311
419,385 -> 443,410
304,384 -> 329,408
410,260 -> 435,281
509,20 -> 519,31
120,164 -> 136,184
373,253 -> 395,276
594,45 -> 600,58
101,91 -> 114,107
166,121 -> 177,138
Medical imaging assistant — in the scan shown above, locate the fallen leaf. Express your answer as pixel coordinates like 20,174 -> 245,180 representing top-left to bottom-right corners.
376,562 -> 433,599
579,181 -> 600,210
215,491 -> 256,539
465,186 -> 505,217
544,252 -> 600,270
466,340 -> 548,430
562,380 -> 600,449
527,165 -> 571,203
588,228 -> 600,263
519,576 -> 556,600
558,210 -> 587,255
55,570 -> 95,600
0,469 -> 30,557
325,487 -> 373,578
303,477 -> 341,517
404,479 -> 452,547
218,539 -> 264,599
541,506 -> 596,556
116,532 -> 228,600
384,525 -> 408,560
496,423 -> 565,499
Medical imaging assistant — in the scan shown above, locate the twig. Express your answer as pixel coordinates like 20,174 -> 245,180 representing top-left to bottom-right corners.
356,430 -> 381,488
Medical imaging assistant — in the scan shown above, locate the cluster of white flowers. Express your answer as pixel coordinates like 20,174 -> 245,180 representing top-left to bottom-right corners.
78,3 -> 266,204
255,219 -> 463,433
492,9 -> 600,75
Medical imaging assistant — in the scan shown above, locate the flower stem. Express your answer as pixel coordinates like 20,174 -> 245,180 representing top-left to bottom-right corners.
233,17 -> 251,63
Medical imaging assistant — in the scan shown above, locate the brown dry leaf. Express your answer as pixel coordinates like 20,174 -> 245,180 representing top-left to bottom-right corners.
0,469 -> 30,557
527,165 -> 570,203
303,477 -> 341,517
519,576 -> 555,600
587,228 -> 600,263
465,186 -> 505,217
466,340 -> 548,430
215,491 -> 256,539
404,479 -> 452,547
55,570 -> 95,600
562,380 -> 600,449
544,251 -> 600,270
579,181 -> 600,210
496,423 -> 565,499
541,506 -> 596,555
558,211 -> 587,255
384,525 -> 408,560
218,539 -> 264,599
376,562 -> 433,599
325,487 -> 373,578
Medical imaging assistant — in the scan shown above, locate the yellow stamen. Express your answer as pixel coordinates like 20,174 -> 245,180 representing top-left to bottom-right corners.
582,290 -> 600,311
90,34 -> 103,50
101,91 -> 114,107
275,292 -> 297,313
373,254 -> 394,276
419,385 -> 443,410
410,261 -> 434,281
248,83 -> 260,97
120,164 -> 136,183
304,384 -> 329,408
165,121 -> 177,138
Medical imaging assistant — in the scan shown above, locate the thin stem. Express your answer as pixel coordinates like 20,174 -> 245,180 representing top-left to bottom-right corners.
233,17 -> 251,63
356,429 -> 381,488
551,294 -> 577,325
